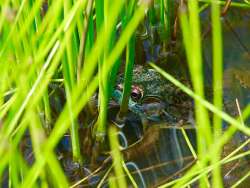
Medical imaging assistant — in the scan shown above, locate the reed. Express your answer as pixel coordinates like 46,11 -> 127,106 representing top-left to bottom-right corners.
0,0 -> 250,187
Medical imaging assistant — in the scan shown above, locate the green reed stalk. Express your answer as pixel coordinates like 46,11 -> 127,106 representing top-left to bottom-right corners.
118,35 -> 135,117
122,161 -> 138,188
232,171 -> 250,188
107,7 -> 122,100
63,0 -> 82,163
28,108 -> 48,188
32,0 -> 53,135
95,0 -> 107,141
108,126 -> 127,188
95,0 -> 125,141
187,0 -> 212,147
9,148 -> 20,187
42,89 -> 52,132
179,1 -> 212,186
211,0 -> 223,139
108,176 -> 118,188
211,0 -> 223,187
77,0 -> 94,81
148,1 -> 157,26
160,0 -> 172,43
118,0 -> 136,118
84,10 -> 94,58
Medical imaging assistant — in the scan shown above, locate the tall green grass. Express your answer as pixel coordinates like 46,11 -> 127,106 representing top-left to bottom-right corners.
118,0 -> 136,118
153,0 -> 250,187
0,0 -> 250,187
0,0 -> 151,187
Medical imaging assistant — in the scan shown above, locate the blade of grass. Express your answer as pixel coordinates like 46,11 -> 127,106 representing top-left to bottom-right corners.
122,161 -> 138,188
108,126 -> 127,188
62,0 -> 81,163
181,127 -> 210,186
211,0 -> 223,187
232,170 -> 250,188
95,0 -> 110,141
187,0 -> 212,156
77,0 -> 94,81
118,0 -> 136,118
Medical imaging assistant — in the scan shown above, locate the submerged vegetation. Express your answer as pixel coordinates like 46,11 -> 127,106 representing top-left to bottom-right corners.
0,0 -> 250,187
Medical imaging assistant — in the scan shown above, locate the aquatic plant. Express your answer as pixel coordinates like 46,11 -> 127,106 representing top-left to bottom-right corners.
0,0 -> 250,187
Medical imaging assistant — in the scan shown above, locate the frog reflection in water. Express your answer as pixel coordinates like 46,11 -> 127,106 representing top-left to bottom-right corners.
112,65 -> 193,168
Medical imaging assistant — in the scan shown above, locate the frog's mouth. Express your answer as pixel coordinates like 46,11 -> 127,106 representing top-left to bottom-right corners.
139,95 -> 166,121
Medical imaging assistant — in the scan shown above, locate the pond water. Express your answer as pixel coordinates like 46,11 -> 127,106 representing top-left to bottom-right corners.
202,7 -> 250,187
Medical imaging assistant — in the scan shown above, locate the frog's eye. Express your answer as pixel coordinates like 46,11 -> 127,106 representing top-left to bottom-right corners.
131,85 -> 143,101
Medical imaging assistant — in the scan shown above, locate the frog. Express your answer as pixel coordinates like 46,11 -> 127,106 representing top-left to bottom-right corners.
114,65 -> 192,116
52,64 -> 194,181
113,65 -> 193,124
111,64 -> 194,169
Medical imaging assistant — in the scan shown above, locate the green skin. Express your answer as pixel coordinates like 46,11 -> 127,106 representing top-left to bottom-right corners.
113,65 -> 192,168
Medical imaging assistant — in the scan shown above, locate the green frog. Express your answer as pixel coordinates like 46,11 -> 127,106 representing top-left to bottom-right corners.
112,65 -> 194,168
113,65 -> 192,124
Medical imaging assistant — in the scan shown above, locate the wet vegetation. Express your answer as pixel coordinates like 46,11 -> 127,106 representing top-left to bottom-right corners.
0,0 -> 250,187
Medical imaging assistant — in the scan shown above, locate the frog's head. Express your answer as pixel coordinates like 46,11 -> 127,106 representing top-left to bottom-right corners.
114,65 -> 178,124
116,65 -> 175,103
114,64 -> 193,126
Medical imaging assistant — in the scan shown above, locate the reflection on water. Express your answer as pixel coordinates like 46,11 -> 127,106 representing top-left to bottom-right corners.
202,8 -> 250,109
116,117 -> 196,187
202,7 -> 250,187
